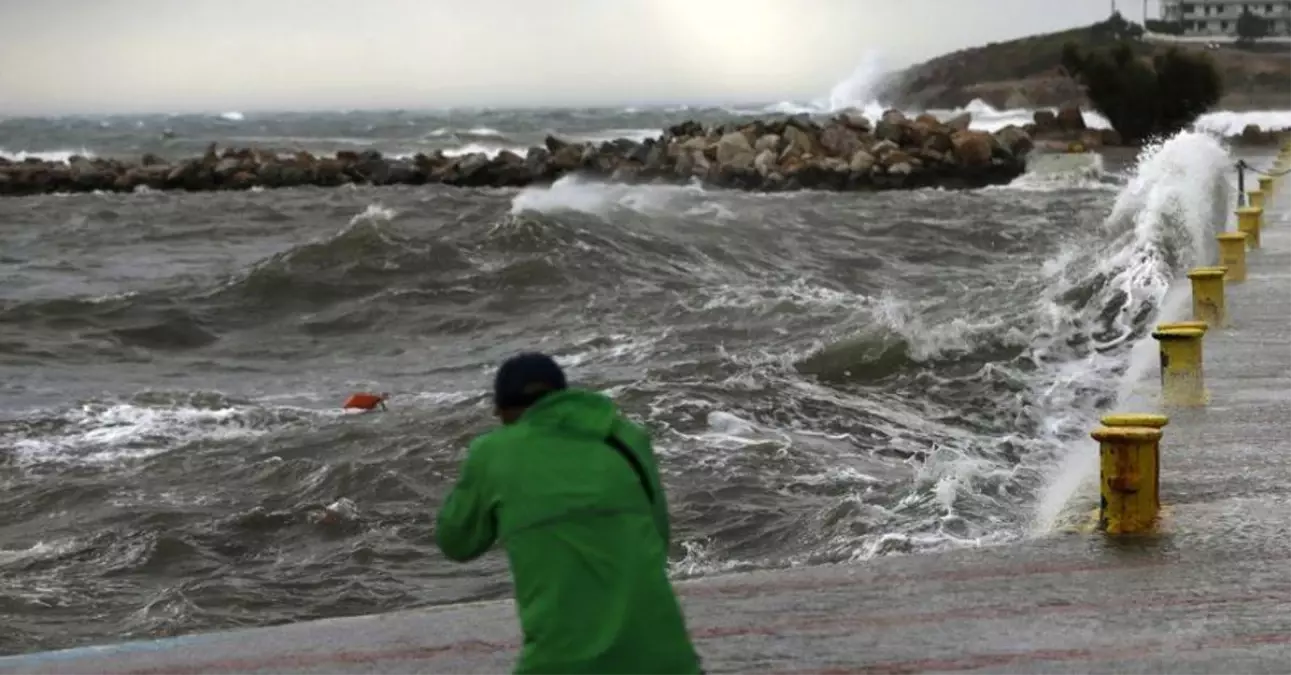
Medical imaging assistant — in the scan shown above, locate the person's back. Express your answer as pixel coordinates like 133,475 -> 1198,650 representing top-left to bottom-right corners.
435,354 -> 701,674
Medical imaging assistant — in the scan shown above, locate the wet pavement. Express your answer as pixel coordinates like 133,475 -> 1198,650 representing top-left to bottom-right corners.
2,158 -> 1289,674
4,529 -> 1291,674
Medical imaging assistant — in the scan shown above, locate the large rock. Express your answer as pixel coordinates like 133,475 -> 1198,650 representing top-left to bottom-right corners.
818,123 -> 864,159
67,159 -> 115,191
849,149 -> 876,174
715,132 -> 755,169
753,149 -> 778,177
874,118 -> 906,144
881,110 -> 908,126
754,134 -> 780,154
882,150 -> 918,175
945,112 -> 972,132
781,125 -> 818,159
951,131 -> 993,167
1056,104 -> 1087,132
993,125 -> 1034,157
923,127 -> 954,154
838,110 -> 872,133
1033,110 -> 1059,133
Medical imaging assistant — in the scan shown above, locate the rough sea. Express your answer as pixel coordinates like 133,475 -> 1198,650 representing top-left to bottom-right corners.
2,93 -> 1288,655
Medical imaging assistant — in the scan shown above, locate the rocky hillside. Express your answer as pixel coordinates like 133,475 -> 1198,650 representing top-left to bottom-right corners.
881,19 -> 1291,111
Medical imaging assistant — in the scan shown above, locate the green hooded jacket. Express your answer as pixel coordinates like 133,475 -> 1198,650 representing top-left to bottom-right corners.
435,388 -> 702,674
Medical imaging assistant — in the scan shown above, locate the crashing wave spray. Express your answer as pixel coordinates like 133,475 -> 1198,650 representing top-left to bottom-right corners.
1030,130 -> 1234,532
1001,153 -> 1120,192
825,50 -> 889,114
735,130 -> 1233,564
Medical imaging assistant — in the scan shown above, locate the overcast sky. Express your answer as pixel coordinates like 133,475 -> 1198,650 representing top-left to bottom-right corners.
0,0 -> 1162,115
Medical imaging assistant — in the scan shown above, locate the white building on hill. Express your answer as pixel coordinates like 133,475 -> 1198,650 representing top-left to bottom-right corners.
1160,0 -> 1291,36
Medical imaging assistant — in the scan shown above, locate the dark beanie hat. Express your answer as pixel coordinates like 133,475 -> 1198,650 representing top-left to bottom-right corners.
493,352 -> 567,408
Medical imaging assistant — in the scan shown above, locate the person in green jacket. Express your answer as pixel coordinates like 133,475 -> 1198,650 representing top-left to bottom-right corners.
435,352 -> 703,675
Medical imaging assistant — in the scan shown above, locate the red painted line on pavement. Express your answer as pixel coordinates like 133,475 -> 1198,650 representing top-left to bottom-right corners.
121,640 -> 509,675
113,587 -> 1291,674
695,586 -> 1291,639
780,631 -> 1291,674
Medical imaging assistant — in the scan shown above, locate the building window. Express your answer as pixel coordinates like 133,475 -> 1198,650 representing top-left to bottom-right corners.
1220,20 -> 1228,30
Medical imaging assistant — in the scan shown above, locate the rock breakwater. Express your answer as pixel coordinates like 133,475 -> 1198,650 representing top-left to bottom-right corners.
1026,103 -> 1291,150
0,111 -> 1036,197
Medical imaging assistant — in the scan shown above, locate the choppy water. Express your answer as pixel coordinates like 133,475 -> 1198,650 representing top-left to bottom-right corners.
0,102 -> 1264,656
2,100 -> 1288,164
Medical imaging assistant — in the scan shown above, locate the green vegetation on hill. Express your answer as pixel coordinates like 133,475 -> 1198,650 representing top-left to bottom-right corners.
882,13 -> 1290,111
879,15 -> 1144,109
1060,41 -> 1223,144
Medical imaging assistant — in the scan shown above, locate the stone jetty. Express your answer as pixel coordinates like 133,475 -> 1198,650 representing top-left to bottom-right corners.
0,111 -> 1037,197
1027,103 -> 1291,150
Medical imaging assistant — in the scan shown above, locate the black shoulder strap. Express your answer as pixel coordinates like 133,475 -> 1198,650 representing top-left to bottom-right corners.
604,435 -> 655,504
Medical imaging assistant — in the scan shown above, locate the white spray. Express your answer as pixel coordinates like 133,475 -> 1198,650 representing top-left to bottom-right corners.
1030,130 -> 1234,532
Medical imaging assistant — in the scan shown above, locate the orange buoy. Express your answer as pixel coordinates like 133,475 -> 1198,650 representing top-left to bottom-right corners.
343,392 -> 387,411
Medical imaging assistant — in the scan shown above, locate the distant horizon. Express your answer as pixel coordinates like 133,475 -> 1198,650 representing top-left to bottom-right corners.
1,0 -> 1166,118
0,91 -> 845,121
0,88 -> 882,119
4,98 -> 1291,121
0,101 -> 1005,120
0,98 -> 817,120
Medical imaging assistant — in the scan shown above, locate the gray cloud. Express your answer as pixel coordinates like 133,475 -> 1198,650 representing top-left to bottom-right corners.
0,0 -> 1158,115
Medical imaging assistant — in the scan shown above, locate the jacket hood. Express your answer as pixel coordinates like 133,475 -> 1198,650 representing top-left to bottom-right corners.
520,387 -> 618,438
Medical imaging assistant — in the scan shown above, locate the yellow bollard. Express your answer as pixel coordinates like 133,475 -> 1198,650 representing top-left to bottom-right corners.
1151,326 -> 1206,407
1216,232 -> 1248,283
1158,320 -> 1209,334
1258,176 -> 1275,199
1186,267 -> 1227,328
1236,206 -> 1262,250
1091,424 -> 1164,535
1247,190 -> 1265,211
1099,413 -> 1169,514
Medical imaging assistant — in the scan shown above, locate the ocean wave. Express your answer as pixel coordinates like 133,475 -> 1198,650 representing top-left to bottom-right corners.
0,147 -> 97,163
996,152 -> 1122,192
1,391 -> 320,467
509,174 -> 716,217
206,202 -> 473,312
